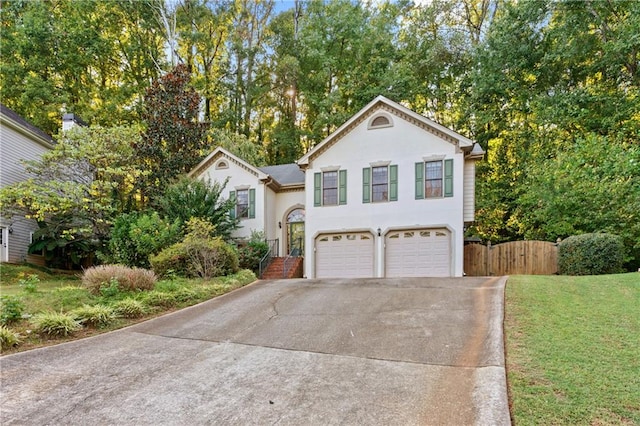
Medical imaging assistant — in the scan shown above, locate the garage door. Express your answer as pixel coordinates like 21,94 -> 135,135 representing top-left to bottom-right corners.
315,232 -> 375,278
385,229 -> 451,277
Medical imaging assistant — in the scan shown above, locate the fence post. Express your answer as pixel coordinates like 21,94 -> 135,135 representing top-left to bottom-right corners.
487,241 -> 492,276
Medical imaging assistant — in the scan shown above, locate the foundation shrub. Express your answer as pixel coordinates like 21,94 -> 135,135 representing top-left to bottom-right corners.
558,233 -> 626,275
238,230 -> 269,273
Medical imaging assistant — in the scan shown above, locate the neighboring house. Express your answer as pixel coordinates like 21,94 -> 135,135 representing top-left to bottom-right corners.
190,95 -> 484,278
0,104 -> 55,265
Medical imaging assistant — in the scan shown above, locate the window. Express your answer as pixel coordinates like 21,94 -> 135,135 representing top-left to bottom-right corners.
372,166 -> 388,202
236,189 -> 249,218
363,165 -> 397,203
314,170 -> 347,206
215,160 -> 228,170
425,161 -> 443,197
323,171 -> 338,205
229,188 -> 255,219
415,159 -> 453,199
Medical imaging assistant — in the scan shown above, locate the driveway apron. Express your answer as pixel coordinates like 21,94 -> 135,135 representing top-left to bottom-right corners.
0,277 -> 510,425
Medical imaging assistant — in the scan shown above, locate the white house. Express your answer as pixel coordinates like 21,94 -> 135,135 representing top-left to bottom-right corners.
0,104 -> 55,265
190,96 -> 484,278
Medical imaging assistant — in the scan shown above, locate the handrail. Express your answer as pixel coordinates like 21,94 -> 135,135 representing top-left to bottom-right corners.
283,237 -> 303,278
258,239 -> 279,278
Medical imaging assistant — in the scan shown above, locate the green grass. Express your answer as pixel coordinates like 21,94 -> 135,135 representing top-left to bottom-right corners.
0,264 -> 256,354
505,274 -> 640,425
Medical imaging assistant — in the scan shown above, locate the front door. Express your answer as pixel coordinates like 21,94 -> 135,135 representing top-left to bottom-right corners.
0,227 -> 8,262
286,208 -> 305,256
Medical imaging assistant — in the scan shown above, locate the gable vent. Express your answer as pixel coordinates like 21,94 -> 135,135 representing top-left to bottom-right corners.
368,113 -> 393,129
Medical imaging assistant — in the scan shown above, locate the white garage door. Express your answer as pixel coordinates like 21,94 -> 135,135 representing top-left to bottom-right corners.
315,232 -> 375,278
385,229 -> 451,277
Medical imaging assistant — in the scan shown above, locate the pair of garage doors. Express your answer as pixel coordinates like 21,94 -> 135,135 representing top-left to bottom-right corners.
315,229 -> 451,278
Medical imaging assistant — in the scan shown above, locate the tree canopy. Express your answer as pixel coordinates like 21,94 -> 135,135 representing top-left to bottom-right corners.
2,0 -> 639,268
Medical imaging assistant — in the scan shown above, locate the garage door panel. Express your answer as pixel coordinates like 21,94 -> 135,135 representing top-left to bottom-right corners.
385,229 -> 451,277
316,232 -> 374,278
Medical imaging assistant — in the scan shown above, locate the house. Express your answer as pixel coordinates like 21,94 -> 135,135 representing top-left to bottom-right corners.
190,96 -> 484,278
0,104 -> 55,265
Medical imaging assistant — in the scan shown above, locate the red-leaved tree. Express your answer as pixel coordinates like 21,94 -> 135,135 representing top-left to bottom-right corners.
135,64 -> 208,205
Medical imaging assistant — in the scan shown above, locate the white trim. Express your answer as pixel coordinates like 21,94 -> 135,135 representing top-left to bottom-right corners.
423,154 -> 446,162
0,227 -> 8,263
369,160 -> 391,167
320,165 -> 341,172
367,112 -> 394,129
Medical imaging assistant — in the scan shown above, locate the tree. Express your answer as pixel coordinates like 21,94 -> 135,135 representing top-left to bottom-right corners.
0,125 -> 143,268
156,176 -> 239,241
0,0 -> 166,134
136,64 -> 209,203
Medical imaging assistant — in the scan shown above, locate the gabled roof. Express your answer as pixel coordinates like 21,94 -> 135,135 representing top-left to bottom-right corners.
0,103 -> 55,148
188,147 -> 269,180
189,147 -> 305,190
297,95 -> 478,167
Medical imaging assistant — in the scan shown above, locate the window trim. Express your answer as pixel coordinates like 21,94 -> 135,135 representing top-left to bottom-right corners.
230,188 -> 255,219
415,159 -> 453,199
314,170 -> 347,206
367,113 -> 394,129
363,164 -> 397,203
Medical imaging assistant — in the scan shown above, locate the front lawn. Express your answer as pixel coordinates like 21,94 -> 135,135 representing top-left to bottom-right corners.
0,264 -> 256,354
505,274 -> 639,425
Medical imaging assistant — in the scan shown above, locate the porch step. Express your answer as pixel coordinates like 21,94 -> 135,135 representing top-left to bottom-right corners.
261,257 -> 303,279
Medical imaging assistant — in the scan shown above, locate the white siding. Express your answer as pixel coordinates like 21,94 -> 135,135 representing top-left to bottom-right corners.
0,119 -> 51,265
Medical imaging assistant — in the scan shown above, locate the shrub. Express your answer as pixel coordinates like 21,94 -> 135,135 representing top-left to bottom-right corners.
71,304 -> 115,327
558,233 -> 626,275
18,274 -> 40,293
112,298 -> 147,318
31,312 -> 81,337
238,230 -> 269,273
82,265 -> 157,294
0,296 -> 25,325
150,218 -> 239,278
156,176 -> 239,240
99,278 -> 121,298
0,325 -> 21,350
105,212 -> 181,268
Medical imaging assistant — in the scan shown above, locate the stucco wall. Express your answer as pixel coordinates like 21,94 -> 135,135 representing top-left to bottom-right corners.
200,159 -> 266,241
303,109 -> 466,277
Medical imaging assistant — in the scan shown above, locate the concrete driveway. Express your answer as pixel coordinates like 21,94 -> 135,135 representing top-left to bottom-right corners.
1,277 -> 510,425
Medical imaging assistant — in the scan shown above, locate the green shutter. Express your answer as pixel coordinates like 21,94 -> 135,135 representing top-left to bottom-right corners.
314,173 -> 321,206
389,165 -> 398,201
415,162 -> 424,200
339,170 -> 347,205
229,190 -> 236,219
444,159 -> 454,197
362,168 -> 371,203
248,188 -> 256,218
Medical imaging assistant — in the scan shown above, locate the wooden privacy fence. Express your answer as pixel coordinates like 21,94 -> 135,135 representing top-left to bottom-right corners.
464,240 -> 558,276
